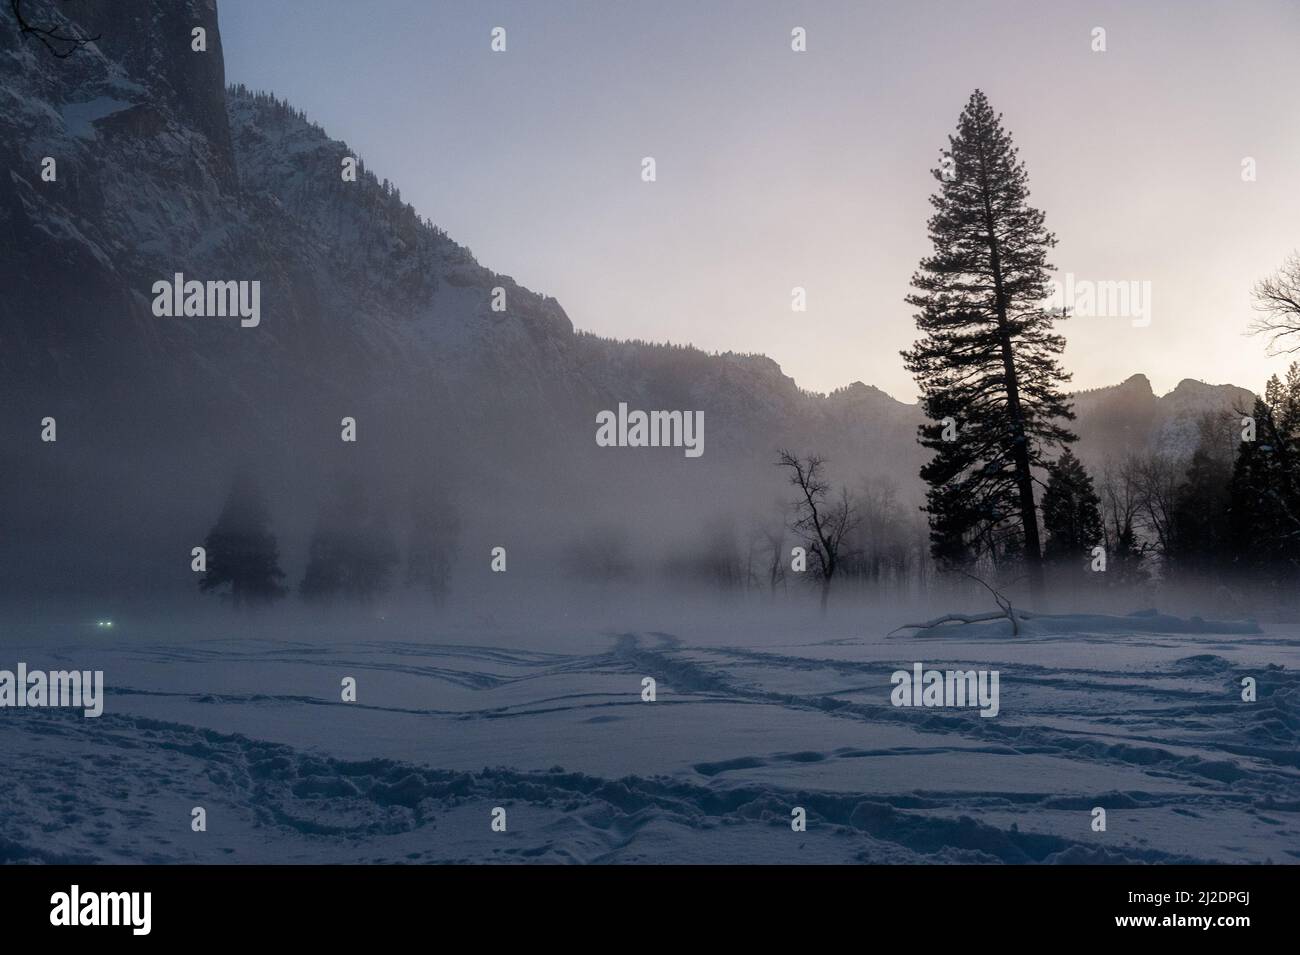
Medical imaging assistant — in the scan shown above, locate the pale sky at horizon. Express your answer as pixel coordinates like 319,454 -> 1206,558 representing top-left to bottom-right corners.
220,0 -> 1300,402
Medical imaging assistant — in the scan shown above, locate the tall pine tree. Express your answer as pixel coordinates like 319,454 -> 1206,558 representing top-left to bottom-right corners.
903,90 -> 1076,595
199,474 -> 287,607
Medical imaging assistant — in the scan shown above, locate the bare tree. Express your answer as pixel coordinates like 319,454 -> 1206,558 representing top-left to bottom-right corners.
695,515 -> 744,590
845,473 -> 914,587
10,0 -> 100,58
741,518 -> 783,594
1250,253 -> 1300,353
747,502 -> 789,596
762,524 -> 787,595
1130,452 -> 1183,570
1098,455 -> 1150,581
776,450 -> 859,612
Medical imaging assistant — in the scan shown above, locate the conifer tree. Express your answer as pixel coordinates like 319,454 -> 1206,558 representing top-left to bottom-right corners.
1228,365 -> 1300,580
1041,448 -> 1104,563
903,90 -> 1076,595
1172,445 -> 1232,575
300,477 -> 399,603
199,474 -> 287,607
406,483 -> 460,605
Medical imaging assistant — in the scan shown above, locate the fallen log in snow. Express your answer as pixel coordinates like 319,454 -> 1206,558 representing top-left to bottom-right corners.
890,608 -> 1036,638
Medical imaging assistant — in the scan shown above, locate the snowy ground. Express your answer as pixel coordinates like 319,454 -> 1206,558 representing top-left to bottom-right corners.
2,601 -> 1297,864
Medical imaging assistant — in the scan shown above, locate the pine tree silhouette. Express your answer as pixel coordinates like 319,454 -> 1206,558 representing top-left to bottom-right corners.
1229,365 -> 1300,582
1041,448 -> 1104,564
406,483 -> 460,605
300,477 -> 399,603
903,90 -> 1076,596
1172,444 -> 1233,577
199,474 -> 287,607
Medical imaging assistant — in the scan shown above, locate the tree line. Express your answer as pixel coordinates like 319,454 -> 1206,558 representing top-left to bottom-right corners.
197,474 -> 459,608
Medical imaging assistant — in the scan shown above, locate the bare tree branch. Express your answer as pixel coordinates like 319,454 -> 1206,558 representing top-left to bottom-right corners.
891,569 -> 1029,635
10,0 -> 100,59
1250,252 -> 1300,354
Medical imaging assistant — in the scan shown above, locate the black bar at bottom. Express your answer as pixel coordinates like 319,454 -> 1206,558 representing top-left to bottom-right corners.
0,864 -> 1277,941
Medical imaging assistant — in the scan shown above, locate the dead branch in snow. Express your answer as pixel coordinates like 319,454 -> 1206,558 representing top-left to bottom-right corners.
891,570 -> 1031,636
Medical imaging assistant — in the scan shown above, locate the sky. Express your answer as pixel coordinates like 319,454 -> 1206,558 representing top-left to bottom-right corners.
219,0 -> 1300,401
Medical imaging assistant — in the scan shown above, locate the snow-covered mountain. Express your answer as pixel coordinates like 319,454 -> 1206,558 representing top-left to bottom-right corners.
1071,374 -> 1256,463
0,0 -> 1258,596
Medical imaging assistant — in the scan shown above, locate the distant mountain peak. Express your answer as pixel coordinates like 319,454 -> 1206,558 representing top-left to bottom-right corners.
827,381 -> 910,407
1169,377 -> 1227,395
1118,372 -> 1153,393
